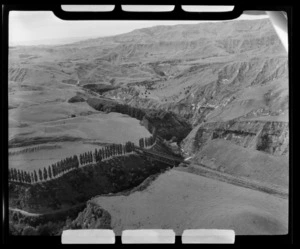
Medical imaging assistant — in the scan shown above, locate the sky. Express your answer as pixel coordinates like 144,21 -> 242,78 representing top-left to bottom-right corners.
9,7 -> 269,46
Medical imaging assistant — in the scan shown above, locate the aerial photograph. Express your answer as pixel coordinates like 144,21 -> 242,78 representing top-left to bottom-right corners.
8,10 -> 288,236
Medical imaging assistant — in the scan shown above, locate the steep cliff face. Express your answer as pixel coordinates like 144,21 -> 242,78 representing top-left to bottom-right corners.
181,119 -> 289,188
182,120 -> 289,157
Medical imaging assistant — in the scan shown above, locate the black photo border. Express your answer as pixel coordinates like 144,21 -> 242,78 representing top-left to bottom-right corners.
2,2 -> 294,246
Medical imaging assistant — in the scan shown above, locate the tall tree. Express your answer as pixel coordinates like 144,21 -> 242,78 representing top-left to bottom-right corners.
38,169 -> 43,181
51,165 -> 55,177
26,171 -> 30,183
43,168 -> 48,180
56,162 -> 60,174
75,155 -> 79,168
27,172 -> 32,183
90,151 -> 93,163
83,152 -> 87,164
48,166 -> 52,179
13,168 -> 18,181
8,169 -> 12,181
17,170 -> 21,182
31,172 -> 35,183
94,149 -> 97,162
20,170 -> 25,183
33,170 -> 38,182
23,171 -> 28,183
79,154 -> 83,165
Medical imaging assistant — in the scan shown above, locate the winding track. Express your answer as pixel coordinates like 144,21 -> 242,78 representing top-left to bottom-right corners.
176,163 -> 288,199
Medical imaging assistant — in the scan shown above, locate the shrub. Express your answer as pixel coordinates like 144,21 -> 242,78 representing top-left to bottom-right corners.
22,226 -> 38,235
68,95 -> 85,103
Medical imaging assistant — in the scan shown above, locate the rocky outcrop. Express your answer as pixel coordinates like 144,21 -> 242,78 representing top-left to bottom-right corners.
67,202 -> 111,229
142,109 -> 192,142
256,121 -> 289,155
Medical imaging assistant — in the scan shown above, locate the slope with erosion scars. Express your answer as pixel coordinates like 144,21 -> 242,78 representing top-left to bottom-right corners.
181,119 -> 289,156
103,55 -> 288,127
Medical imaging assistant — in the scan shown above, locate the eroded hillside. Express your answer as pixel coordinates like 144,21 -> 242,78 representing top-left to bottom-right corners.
9,18 -> 288,189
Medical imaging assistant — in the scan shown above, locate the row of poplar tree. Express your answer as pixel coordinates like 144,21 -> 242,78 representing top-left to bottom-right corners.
138,136 -> 155,148
8,139 -> 143,184
9,155 -> 79,184
79,141 -> 136,165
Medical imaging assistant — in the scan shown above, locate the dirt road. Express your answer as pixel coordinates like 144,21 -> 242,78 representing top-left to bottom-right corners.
176,163 -> 288,199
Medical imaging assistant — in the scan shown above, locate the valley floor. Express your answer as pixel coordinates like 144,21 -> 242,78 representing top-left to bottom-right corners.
91,167 -> 288,235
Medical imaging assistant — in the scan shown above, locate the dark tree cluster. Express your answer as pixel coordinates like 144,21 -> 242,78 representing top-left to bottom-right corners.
79,151 -> 94,165
125,141 -> 135,153
49,155 -> 79,179
115,104 -> 145,121
8,168 -> 34,184
87,98 -> 165,138
79,143 -> 134,166
88,98 -> 146,121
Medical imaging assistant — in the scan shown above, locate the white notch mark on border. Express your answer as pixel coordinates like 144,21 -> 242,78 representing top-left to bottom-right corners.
122,229 -> 175,244
182,229 -> 235,244
182,5 -> 235,12
121,5 -> 175,12
266,11 -> 288,53
61,229 -> 115,244
61,5 -> 115,12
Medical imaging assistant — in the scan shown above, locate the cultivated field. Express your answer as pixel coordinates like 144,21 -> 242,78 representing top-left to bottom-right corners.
9,112 -> 150,172
91,168 -> 288,235
8,64 -> 151,173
